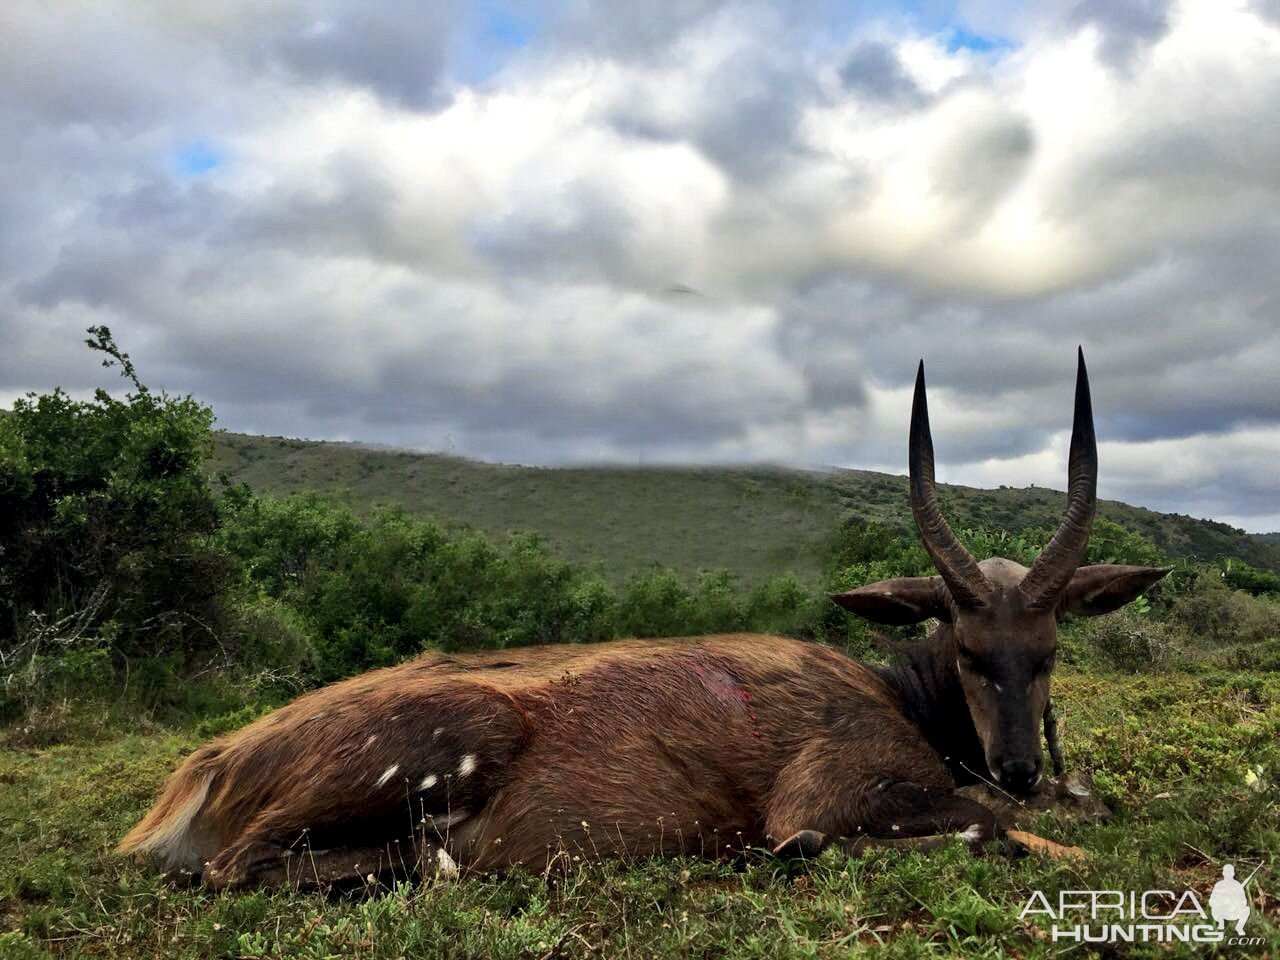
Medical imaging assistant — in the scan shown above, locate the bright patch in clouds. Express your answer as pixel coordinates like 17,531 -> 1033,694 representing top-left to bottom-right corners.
2,0 -> 1279,532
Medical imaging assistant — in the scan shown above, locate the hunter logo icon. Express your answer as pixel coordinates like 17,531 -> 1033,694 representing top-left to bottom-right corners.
1209,863 -> 1259,936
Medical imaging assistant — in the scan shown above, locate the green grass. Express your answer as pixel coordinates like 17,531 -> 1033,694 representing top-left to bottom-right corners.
3,669 -> 1277,958
209,432 -> 1280,584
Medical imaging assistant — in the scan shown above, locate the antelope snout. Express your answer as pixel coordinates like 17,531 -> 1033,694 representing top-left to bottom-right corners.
994,755 -> 1041,794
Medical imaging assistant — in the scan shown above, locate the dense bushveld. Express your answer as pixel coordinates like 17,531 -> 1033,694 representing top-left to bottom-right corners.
2,332 -> 1278,957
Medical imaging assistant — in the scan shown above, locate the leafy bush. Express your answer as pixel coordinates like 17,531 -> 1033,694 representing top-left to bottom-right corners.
1080,517 -> 1167,567
218,495 -> 652,677
744,573 -> 826,638
1072,608 -> 1187,672
1168,571 -> 1280,648
0,328 -> 226,666
224,594 -> 317,683
1218,558 -> 1280,596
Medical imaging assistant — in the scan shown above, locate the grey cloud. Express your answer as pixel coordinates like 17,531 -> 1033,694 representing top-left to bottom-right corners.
46,254 -> 808,462
0,5 -> 196,131
929,111 -> 1034,227
602,42 -> 818,184
0,0 -> 463,126
544,0 -> 729,58
839,42 -> 925,106
223,155 -> 428,267
470,186 -> 645,287
1068,0 -> 1172,67
246,1 -> 459,109
1101,434 -> 1280,533
690,50 -> 818,182
18,241 -> 145,312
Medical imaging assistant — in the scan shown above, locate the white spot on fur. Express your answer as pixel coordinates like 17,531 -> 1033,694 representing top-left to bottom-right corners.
418,774 -> 438,791
432,727 -> 444,740
458,754 -> 476,778
375,764 -> 400,787
957,824 -> 985,843
362,735 -> 377,750
435,847 -> 459,879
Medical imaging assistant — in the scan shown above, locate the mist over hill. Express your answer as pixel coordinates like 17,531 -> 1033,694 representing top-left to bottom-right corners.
212,431 -> 1280,581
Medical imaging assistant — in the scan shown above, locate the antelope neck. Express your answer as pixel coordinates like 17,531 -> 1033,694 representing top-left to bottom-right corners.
873,629 -> 987,785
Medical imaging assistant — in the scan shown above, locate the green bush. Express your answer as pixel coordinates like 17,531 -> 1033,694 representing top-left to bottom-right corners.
225,593 -> 317,680
1168,571 -> 1280,648
0,327 -> 226,664
744,573 -> 826,637
1073,608 -> 1187,672
1218,558 -> 1280,596
219,495 -> 638,677
614,567 -> 705,639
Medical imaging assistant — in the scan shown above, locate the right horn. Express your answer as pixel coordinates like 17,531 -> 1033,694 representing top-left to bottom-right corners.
909,360 -> 992,609
1018,347 -> 1098,609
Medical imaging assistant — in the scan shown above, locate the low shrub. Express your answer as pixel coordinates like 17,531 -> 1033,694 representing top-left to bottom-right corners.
1169,571 -> 1280,647
1075,608 -> 1188,673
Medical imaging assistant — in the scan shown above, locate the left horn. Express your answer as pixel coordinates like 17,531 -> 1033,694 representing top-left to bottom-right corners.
909,360 -> 992,608
1018,347 -> 1098,609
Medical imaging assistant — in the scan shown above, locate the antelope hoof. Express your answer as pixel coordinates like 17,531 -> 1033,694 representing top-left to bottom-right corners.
771,829 -> 828,860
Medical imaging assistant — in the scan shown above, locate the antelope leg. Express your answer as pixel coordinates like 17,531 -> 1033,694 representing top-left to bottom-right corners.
836,833 -> 953,856
247,838 -> 437,889
771,829 -> 828,859
1043,699 -> 1066,777
771,829 -> 955,860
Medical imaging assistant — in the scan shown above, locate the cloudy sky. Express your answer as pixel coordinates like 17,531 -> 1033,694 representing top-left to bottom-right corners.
3,0 -> 1279,531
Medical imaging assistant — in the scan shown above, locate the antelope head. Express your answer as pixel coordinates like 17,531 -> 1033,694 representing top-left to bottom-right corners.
834,350 -> 1169,792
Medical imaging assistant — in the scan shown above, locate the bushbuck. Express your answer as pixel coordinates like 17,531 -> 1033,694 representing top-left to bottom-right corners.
120,350 -> 1168,887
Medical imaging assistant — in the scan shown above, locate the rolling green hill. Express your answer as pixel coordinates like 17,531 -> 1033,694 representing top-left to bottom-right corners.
210,431 -> 1280,581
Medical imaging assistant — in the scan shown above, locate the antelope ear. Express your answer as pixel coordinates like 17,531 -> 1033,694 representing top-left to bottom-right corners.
1057,565 -> 1172,618
830,577 -> 951,625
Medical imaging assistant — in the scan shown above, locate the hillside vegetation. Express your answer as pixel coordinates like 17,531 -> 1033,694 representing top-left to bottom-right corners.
212,431 -> 1280,582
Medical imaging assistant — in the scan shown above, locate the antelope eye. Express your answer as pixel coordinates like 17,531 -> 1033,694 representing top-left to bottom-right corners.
956,648 -> 992,682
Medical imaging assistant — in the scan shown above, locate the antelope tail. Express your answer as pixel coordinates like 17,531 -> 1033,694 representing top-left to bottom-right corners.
117,750 -> 218,872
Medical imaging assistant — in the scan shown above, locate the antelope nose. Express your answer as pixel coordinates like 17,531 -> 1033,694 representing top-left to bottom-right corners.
999,757 -> 1040,793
